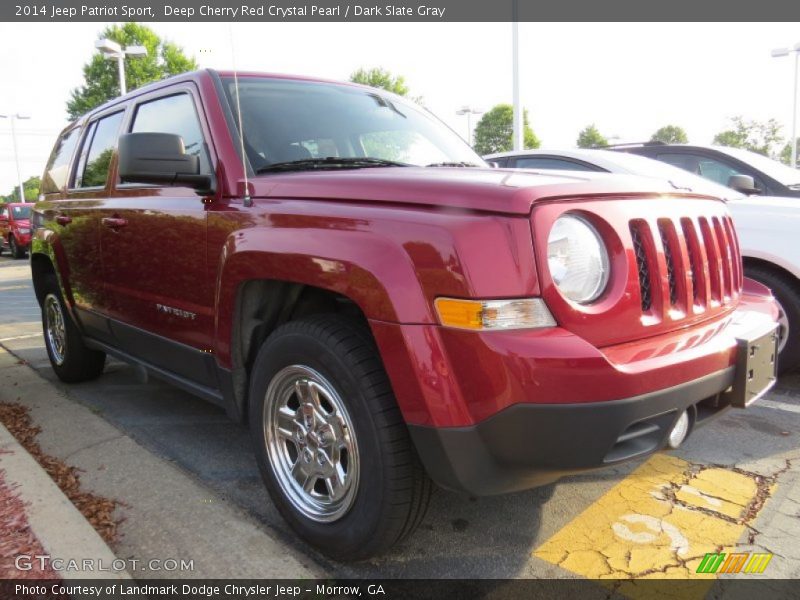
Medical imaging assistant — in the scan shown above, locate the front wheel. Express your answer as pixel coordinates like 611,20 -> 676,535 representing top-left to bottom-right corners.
41,277 -> 106,382
249,315 -> 431,560
10,236 -> 25,259
745,266 -> 800,374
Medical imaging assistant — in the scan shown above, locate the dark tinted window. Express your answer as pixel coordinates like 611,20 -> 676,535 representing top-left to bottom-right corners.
77,112 -> 124,188
0,206 -> 7,219
131,93 -> 210,173
513,157 -> 599,171
42,127 -> 81,194
657,152 -> 750,188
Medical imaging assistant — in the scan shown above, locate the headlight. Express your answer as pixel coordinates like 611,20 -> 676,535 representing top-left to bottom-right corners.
547,215 -> 609,304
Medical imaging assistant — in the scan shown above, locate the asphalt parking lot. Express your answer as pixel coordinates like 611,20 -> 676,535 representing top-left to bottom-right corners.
1,253 -> 800,582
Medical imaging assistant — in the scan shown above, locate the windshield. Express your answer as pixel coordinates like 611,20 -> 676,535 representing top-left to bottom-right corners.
11,205 -> 31,219
712,146 -> 800,186
221,77 -> 483,170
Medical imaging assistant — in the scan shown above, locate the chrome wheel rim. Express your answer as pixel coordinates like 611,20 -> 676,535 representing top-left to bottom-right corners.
776,297 -> 790,354
44,294 -> 66,366
264,365 -> 360,522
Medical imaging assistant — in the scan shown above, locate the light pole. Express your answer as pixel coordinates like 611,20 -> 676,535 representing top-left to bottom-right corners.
771,43 -> 800,168
456,106 -> 483,146
0,113 -> 31,202
95,39 -> 148,96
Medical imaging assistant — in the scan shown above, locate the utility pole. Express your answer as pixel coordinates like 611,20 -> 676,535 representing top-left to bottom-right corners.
511,0 -> 523,151
0,113 -> 30,202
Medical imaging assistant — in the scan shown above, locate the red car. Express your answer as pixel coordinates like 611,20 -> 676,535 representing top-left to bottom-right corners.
32,70 -> 779,560
0,202 -> 33,258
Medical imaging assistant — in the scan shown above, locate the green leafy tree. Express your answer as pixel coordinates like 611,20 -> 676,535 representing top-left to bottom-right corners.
473,104 -> 540,155
67,23 -> 197,120
651,125 -> 688,144
349,67 -> 409,96
712,116 -> 784,158
780,140 -> 799,167
576,124 -> 608,148
2,176 -> 40,203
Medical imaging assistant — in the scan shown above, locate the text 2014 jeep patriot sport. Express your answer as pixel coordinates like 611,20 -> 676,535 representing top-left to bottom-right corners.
33,70 -> 779,560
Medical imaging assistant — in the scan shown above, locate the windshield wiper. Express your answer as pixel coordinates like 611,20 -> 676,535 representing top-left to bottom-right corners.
256,157 -> 409,174
425,161 -> 482,168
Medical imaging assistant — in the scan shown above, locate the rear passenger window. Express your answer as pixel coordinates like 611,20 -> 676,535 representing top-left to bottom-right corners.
76,112 -> 124,188
42,127 -> 81,194
131,93 -> 211,174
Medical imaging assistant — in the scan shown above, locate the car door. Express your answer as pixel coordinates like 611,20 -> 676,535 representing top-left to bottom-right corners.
46,114 -> 124,328
99,88 -> 216,386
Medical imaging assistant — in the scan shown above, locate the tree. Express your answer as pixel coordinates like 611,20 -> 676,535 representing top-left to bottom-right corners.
651,125 -> 688,144
67,23 -> 197,120
2,176 -> 40,203
472,104 -> 540,155
780,140 -> 799,167
576,124 -> 607,148
349,67 -> 409,96
712,116 -> 784,158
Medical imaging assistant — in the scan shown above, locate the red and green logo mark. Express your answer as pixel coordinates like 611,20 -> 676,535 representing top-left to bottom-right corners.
696,552 -> 773,574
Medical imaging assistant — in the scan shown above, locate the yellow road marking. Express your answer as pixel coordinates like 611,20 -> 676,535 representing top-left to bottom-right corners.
533,454 -> 774,582
0,285 -> 29,291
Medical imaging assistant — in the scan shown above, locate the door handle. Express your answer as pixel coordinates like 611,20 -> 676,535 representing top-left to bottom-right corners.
55,215 -> 72,226
102,217 -> 128,229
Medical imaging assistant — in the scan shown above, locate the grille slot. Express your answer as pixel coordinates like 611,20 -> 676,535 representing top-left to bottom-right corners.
630,222 -> 652,312
659,221 -> 678,306
681,217 -> 703,304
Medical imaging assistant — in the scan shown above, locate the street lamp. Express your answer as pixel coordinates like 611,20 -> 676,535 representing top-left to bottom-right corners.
0,113 -> 31,203
771,42 -> 800,168
95,38 -> 148,96
456,106 -> 483,146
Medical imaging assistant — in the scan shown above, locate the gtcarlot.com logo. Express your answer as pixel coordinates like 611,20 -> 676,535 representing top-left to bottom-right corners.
15,555 -> 195,573
696,552 -> 773,574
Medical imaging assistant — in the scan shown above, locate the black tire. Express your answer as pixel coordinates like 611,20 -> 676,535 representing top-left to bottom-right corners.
10,236 -> 25,259
248,315 -> 431,561
40,275 -> 106,382
745,265 -> 800,374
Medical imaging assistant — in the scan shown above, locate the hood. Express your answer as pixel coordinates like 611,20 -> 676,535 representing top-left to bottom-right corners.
13,218 -> 30,228
244,167 -> 714,215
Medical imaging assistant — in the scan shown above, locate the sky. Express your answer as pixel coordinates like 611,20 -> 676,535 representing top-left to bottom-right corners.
1,21 -> 799,194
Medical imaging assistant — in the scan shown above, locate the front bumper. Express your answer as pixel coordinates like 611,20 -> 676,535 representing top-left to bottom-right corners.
409,368 -> 736,495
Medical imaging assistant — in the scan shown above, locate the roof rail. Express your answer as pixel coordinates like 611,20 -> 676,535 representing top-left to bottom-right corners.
600,141 -> 668,149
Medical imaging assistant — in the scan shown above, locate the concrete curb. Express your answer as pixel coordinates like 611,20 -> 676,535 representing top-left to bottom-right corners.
0,422 -> 131,580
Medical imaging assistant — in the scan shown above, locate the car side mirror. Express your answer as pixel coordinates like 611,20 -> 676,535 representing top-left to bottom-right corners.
728,174 -> 761,195
486,161 -> 500,169
118,132 -> 214,194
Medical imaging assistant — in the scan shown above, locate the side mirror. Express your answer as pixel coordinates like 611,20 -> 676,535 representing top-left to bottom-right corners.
118,132 -> 213,194
727,174 -> 760,195
486,161 -> 500,169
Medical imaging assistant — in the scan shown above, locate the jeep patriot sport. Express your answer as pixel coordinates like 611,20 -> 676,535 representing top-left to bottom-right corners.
33,70 -> 779,560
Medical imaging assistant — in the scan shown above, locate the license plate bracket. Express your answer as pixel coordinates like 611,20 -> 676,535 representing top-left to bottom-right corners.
725,322 -> 779,408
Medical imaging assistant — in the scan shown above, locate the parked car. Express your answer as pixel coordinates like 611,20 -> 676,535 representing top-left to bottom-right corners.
486,148 -> 800,373
615,142 -> 800,198
0,202 -> 33,259
33,70 -> 779,560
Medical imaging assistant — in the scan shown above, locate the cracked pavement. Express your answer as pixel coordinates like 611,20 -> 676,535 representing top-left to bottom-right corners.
1,254 -> 799,581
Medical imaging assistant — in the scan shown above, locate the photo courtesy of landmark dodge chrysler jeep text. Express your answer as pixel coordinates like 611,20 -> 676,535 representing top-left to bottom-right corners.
32,69 -> 779,560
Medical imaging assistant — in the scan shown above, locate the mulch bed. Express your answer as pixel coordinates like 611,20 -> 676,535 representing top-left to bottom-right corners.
0,465 -> 59,579
0,402 -> 121,546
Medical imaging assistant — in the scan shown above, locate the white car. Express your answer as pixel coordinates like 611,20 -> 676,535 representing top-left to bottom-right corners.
486,148 -> 800,373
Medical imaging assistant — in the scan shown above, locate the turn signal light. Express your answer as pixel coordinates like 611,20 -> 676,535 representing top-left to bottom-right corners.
434,298 -> 557,331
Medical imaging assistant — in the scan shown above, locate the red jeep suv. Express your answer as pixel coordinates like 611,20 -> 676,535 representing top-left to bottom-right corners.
32,70 -> 779,560
0,202 -> 33,258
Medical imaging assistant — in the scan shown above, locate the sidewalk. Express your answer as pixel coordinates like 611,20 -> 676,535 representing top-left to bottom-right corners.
0,347 -> 322,579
